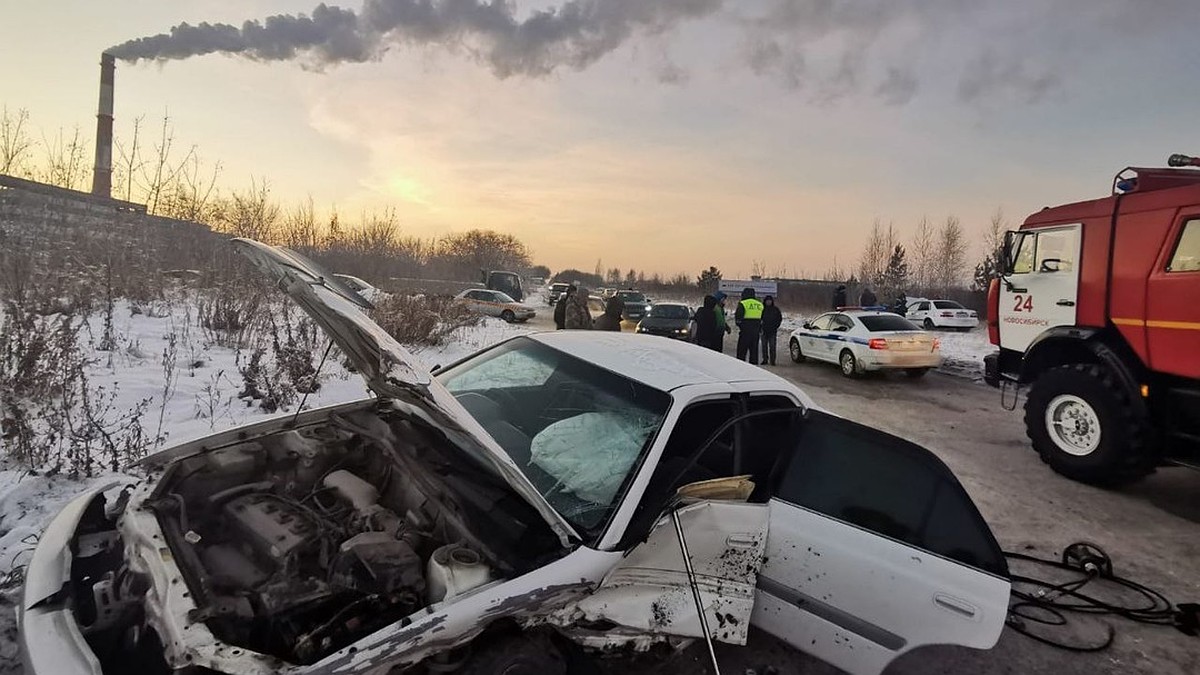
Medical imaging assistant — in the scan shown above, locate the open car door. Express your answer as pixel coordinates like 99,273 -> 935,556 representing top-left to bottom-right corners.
576,499 -> 768,645
753,411 -> 1010,675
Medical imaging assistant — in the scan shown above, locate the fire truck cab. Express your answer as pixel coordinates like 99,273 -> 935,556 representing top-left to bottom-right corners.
985,156 -> 1200,485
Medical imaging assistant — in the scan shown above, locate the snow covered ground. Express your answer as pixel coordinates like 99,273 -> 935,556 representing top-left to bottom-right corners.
0,295 -> 537,667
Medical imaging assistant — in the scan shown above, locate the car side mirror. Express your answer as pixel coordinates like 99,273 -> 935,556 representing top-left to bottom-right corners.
1002,231 -> 1018,275
430,364 -> 441,374
802,322 -> 812,330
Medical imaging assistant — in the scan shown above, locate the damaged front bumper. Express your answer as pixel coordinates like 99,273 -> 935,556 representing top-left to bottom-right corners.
18,484 -> 123,675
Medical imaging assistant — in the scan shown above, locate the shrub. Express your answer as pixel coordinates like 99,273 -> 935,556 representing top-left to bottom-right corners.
369,294 -> 480,347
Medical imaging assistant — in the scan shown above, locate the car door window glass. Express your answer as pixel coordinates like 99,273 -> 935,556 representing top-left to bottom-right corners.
1167,218 -> 1200,272
1011,232 -> 1036,274
831,315 -> 854,332
918,302 -> 931,311
808,315 -> 833,331
1034,228 -> 1078,273
774,415 -> 1007,577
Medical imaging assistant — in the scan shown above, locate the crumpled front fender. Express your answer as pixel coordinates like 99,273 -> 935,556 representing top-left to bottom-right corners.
19,481 -> 126,675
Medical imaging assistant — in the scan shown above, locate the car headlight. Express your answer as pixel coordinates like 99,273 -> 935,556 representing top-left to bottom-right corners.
645,304 -> 652,311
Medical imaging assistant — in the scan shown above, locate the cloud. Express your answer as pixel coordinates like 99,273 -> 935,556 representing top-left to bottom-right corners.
109,0 -> 724,79
957,51 -> 1060,104
875,67 -> 918,106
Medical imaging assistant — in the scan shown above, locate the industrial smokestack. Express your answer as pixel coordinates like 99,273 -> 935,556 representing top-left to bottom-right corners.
91,53 -> 115,198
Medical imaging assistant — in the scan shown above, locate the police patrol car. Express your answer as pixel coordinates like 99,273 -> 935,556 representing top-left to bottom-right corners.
789,308 -> 942,378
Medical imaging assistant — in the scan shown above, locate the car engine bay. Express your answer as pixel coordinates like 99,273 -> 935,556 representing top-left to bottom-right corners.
73,405 -> 565,670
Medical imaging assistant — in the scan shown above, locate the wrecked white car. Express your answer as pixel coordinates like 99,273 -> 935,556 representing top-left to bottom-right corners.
18,239 -> 1012,675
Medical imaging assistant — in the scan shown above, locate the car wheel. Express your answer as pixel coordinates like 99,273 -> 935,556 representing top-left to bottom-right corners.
923,318 -> 935,330
1023,364 -> 1153,486
839,350 -> 859,378
904,367 -> 930,379
460,634 -> 566,675
789,338 -> 805,363
500,309 -> 516,323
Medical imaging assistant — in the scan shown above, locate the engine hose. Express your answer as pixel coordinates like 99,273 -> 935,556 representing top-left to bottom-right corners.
1001,543 -> 1196,652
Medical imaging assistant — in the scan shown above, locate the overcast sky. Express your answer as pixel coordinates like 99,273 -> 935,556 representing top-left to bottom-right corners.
4,0 -> 1200,277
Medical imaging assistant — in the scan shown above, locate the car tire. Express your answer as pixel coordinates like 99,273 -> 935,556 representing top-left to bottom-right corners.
460,634 -> 566,675
500,309 -> 516,323
839,350 -> 859,378
923,318 -> 935,330
790,338 -> 806,363
904,367 -> 931,378
1023,364 -> 1153,486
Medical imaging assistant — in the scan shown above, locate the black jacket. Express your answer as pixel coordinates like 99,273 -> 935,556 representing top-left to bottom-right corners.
761,304 -> 782,333
860,289 -> 878,307
594,297 -> 623,331
832,286 -> 847,309
553,293 -> 570,329
693,295 -> 720,348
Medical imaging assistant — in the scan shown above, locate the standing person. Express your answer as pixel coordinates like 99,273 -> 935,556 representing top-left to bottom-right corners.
564,286 -> 593,329
735,288 -> 764,363
892,293 -> 908,316
832,284 -> 847,310
712,291 -> 732,353
594,296 -> 624,331
859,286 -> 878,307
760,295 -> 782,366
693,295 -> 720,351
553,285 -> 575,329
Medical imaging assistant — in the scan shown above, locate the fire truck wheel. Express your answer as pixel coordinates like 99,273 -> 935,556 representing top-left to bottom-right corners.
1024,364 -> 1152,486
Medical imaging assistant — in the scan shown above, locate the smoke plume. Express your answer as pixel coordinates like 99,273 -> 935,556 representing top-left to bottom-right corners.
108,0 -> 723,78
107,0 -> 1200,105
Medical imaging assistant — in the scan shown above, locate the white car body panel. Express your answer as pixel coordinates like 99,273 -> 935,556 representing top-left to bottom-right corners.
755,504 -> 1009,675
789,311 -> 941,373
905,298 -> 980,330
572,501 -> 769,645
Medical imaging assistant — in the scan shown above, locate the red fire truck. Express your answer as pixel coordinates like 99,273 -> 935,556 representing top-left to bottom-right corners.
985,154 -> 1200,485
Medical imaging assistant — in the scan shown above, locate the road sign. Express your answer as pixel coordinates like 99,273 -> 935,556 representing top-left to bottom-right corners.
718,279 -> 778,296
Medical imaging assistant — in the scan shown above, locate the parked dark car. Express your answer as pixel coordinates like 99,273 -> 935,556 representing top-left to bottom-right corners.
614,290 -> 651,321
547,282 -> 571,306
636,302 -> 692,339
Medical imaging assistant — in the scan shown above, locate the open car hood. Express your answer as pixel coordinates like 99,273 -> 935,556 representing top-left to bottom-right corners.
231,238 -> 578,547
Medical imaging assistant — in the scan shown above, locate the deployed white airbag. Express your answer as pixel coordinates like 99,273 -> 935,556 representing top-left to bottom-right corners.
530,411 -> 657,504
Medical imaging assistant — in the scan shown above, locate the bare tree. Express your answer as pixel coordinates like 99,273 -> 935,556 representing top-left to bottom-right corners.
221,178 -> 280,242
911,217 -> 935,293
39,127 -> 90,190
934,215 -> 968,293
751,259 -> 769,278
821,255 -> 847,282
1,106 -> 34,176
134,113 -> 200,215
114,114 -> 144,202
281,197 -> 320,251
973,208 -> 1007,291
858,220 -> 896,290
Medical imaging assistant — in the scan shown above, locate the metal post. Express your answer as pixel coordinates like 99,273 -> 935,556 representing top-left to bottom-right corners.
672,508 -> 721,675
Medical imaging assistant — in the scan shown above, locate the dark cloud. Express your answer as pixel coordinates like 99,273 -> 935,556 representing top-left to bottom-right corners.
875,67 -> 918,106
107,0 -> 1200,107
957,52 -> 1060,104
109,0 -> 723,79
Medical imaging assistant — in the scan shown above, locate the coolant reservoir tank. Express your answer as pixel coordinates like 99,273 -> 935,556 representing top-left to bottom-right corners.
427,544 -> 493,603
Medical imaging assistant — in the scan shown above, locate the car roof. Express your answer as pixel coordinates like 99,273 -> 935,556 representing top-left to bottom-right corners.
528,331 -> 788,391
651,301 -> 690,308
823,309 -> 901,318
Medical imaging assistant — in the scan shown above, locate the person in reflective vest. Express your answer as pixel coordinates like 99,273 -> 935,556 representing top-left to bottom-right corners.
735,287 -> 764,363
